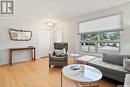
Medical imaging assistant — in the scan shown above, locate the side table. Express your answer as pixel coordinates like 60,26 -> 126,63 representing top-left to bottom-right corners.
70,53 -> 79,64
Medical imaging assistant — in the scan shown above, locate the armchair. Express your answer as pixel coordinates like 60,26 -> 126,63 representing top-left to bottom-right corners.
49,43 -> 68,68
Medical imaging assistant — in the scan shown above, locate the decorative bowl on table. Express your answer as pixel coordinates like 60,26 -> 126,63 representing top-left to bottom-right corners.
71,65 -> 80,70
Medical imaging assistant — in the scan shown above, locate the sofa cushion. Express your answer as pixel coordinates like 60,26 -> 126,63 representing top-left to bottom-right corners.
76,55 -> 96,64
76,55 -> 96,61
88,58 -> 128,74
50,56 -> 66,61
103,53 -> 123,65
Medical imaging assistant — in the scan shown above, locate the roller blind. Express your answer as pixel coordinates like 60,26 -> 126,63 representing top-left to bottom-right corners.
79,15 -> 122,33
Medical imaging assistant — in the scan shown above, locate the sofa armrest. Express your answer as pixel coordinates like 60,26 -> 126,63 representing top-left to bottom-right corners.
124,74 -> 130,87
49,53 -> 54,60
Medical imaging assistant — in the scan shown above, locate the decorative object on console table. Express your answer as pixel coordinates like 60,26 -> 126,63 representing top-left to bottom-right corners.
9,47 -> 36,66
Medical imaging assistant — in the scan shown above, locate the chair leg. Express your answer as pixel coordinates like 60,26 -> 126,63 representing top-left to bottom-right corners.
49,64 -> 51,68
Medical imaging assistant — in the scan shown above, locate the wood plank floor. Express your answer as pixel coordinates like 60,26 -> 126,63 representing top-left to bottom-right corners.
0,58 -> 117,87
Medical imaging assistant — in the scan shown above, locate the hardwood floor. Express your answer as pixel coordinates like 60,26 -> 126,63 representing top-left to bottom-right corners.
0,58 -> 117,87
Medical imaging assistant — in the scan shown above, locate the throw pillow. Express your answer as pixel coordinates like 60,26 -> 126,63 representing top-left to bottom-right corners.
123,57 -> 130,71
62,48 -> 66,55
54,48 -> 66,57
103,53 -> 123,65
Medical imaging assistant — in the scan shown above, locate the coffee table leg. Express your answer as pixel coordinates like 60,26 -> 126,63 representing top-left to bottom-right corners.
61,71 -> 62,87
74,56 -> 76,64
75,82 -> 80,87
98,80 -> 101,87
74,57 -> 75,64
90,82 -> 91,87
76,82 -> 78,87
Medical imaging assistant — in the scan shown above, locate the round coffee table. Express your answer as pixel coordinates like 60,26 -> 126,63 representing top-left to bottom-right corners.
61,64 -> 102,87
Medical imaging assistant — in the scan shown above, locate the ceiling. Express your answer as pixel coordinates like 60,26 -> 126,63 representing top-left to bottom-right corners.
15,0 -> 130,22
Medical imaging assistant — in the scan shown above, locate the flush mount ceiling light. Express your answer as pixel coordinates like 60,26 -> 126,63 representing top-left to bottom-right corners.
43,11 -> 59,27
46,17 -> 59,27
47,21 -> 55,27
42,19 -> 58,27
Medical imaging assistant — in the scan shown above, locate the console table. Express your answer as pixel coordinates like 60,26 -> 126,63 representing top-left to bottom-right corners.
9,47 -> 36,65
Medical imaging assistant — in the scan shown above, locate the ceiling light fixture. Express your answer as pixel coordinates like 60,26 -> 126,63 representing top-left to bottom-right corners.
47,21 -> 55,27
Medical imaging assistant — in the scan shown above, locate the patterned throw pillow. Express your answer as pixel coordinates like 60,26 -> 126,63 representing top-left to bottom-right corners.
54,48 -> 66,57
123,57 -> 130,71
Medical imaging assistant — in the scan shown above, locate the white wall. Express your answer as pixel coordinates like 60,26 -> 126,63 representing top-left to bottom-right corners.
55,21 -> 78,53
56,3 -> 130,55
119,3 -> 130,54
0,17 -> 52,65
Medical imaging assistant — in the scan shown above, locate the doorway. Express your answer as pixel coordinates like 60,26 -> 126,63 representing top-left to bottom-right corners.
39,29 -> 51,58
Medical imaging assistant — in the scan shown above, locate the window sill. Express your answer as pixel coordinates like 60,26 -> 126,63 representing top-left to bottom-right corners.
79,52 -> 103,58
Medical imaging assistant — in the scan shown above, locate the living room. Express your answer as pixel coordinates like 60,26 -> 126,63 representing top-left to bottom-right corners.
0,0 -> 130,87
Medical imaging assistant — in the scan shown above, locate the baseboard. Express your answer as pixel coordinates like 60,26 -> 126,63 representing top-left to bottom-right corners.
40,56 -> 49,58
0,58 -> 40,66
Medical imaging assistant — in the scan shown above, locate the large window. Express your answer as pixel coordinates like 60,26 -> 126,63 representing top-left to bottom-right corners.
80,31 -> 120,53
79,15 -> 122,54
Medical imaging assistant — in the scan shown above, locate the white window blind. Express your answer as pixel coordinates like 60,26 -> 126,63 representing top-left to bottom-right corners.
79,15 -> 123,33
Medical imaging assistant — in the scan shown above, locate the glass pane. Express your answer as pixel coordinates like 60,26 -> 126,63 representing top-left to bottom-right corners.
98,42 -> 120,54
81,32 -> 98,41
81,42 -> 89,52
89,43 -> 96,52
81,42 -> 96,53
99,32 -> 120,41
80,31 -> 120,53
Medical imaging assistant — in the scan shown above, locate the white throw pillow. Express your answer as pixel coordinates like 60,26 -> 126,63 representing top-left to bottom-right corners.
54,48 -> 66,56
62,48 -> 66,55
123,57 -> 130,71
